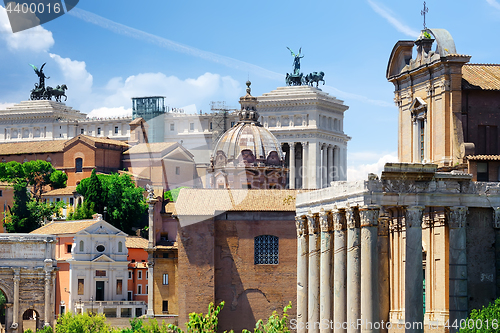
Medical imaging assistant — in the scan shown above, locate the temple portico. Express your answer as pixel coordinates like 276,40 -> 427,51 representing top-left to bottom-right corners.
295,163 -> 500,333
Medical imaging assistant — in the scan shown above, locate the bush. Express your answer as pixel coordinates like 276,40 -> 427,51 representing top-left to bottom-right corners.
243,302 -> 292,333
459,298 -> 500,333
55,312 -> 111,333
168,301 -> 224,333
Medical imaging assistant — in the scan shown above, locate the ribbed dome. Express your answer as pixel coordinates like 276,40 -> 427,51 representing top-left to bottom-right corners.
213,122 -> 283,165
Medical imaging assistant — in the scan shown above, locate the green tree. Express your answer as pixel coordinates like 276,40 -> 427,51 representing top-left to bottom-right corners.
168,301 -> 225,333
459,297 -> 500,333
243,302 -> 292,333
76,172 -> 147,234
164,186 -> 190,202
55,312 -> 111,333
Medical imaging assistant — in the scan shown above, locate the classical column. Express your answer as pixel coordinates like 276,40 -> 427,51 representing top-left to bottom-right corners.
314,143 -> 321,189
405,206 -> 425,333
346,207 -> 361,333
296,216 -> 309,333
322,145 -> 327,188
333,209 -> 347,333
359,206 -> 380,333
333,146 -> 340,181
12,268 -> 20,330
378,216 -> 390,333
447,207 -> 468,333
320,210 -> 333,333
308,213 -> 320,333
146,193 -> 157,318
290,143 -> 296,189
44,268 -> 52,327
302,142 -> 308,189
327,146 -> 334,185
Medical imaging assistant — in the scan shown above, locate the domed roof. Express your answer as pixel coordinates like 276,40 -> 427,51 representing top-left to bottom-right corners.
212,81 -> 284,168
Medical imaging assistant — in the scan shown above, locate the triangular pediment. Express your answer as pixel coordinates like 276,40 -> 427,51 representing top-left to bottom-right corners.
92,254 -> 115,262
164,146 -> 195,162
76,220 -> 127,236
410,97 -> 427,111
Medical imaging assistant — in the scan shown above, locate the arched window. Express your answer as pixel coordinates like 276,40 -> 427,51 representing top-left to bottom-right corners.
118,241 -> 123,253
79,240 -> 84,252
254,235 -> 279,265
75,158 -> 83,173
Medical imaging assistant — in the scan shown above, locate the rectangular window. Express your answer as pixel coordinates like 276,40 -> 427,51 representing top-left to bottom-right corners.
60,305 -> 65,315
254,235 -> 279,265
137,285 -> 142,294
56,198 -> 60,202
128,271 -> 132,279
162,301 -> 168,312
96,270 -> 106,277
477,162 -> 488,181
170,123 -> 174,131
175,167 -> 180,175
81,128 -> 84,134
69,198 -> 74,206
146,285 -> 148,294
114,126 -> 119,134
0,190 -> 3,197
189,123 -> 194,131
420,120 -> 425,162
66,244 -> 72,253
127,291 -> 132,301
162,253 -> 169,259
77,279 -> 84,295
138,271 -> 142,279
163,274 -> 169,285
116,279 -> 122,295
75,158 -> 83,173
97,127 -> 101,135
210,122 -> 213,130
146,271 -> 148,280
231,121 -> 235,127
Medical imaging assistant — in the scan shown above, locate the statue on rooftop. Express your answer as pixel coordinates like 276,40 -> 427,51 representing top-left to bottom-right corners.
29,63 -> 68,101
287,47 -> 304,75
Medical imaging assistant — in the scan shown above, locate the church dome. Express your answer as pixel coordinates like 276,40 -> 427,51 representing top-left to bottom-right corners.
212,81 -> 284,168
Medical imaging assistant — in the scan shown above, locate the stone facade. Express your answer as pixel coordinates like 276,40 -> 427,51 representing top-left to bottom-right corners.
295,163 -> 500,333
0,234 -> 57,333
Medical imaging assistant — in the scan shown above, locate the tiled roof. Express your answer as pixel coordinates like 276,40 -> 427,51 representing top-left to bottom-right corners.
462,64 -> 500,90
0,140 -> 65,155
42,186 -> 77,196
466,155 -> 500,161
69,135 -> 130,148
175,189 -> 303,216
125,236 -> 148,249
129,117 -> 145,125
30,219 -> 99,235
123,142 -> 176,154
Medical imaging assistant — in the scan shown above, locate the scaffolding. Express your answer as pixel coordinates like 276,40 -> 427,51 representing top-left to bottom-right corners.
210,101 -> 231,146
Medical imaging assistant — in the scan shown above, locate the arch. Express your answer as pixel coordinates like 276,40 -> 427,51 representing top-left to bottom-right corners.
118,241 -> 123,253
22,309 -> 40,332
75,158 -> 83,173
79,240 -> 84,252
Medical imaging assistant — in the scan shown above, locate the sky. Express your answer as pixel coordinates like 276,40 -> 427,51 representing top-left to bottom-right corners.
1,0 -> 500,181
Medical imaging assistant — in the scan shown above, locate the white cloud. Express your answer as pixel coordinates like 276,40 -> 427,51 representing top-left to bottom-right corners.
0,5 -> 54,52
0,102 -> 14,110
49,53 -> 93,107
367,0 -> 420,38
486,0 -> 500,10
347,152 -> 398,181
87,106 -> 131,118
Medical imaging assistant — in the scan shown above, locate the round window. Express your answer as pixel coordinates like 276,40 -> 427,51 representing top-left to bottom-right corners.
96,245 -> 105,252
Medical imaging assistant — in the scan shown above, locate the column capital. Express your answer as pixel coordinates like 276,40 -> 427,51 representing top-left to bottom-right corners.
447,206 -> 468,229
302,141 -> 309,147
405,206 -> 425,228
359,205 -> 380,227
332,209 -> 347,230
289,142 -> 296,149
295,216 -> 307,237
307,213 -> 319,234
319,209 -> 332,232
378,216 -> 390,236
346,206 -> 359,229
493,207 -> 500,229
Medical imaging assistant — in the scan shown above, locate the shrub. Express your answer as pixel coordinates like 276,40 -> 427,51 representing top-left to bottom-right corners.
459,298 -> 500,333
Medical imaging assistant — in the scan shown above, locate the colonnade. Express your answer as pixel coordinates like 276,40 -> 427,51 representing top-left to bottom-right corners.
296,205 -> 469,333
286,142 -> 342,189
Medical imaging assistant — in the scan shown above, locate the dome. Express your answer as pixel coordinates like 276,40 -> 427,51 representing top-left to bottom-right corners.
212,81 -> 284,168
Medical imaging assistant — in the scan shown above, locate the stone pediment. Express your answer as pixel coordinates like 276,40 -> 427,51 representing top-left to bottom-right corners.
92,254 -> 115,263
164,146 -> 194,162
77,220 -> 127,236
410,97 -> 427,111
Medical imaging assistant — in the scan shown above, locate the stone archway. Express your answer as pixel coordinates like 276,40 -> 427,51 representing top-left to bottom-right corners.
22,309 -> 39,332
0,235 -> 57,333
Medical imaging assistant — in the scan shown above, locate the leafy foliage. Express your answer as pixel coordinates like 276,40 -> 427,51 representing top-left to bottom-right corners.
75,171 -> 147,234
243,302 -> 292,333
168,301 -> 224,333
55,312 -> 111,333
423,31 -> 432,39
164,186 -> 190,202
121,318 -> 170,333
459,297 -> 500,333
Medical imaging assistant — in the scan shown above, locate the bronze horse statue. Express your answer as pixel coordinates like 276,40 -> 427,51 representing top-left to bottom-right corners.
305,72 -> 325,87
44,84 -> 68,102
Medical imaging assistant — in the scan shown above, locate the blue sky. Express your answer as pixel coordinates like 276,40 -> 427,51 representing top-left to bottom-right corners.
1,0 -> 500,180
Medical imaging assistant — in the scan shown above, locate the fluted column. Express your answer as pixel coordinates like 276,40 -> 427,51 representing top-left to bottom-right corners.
12,268 -> 20,329
378,216 -> 390,333
44,269 -> 52,327
346,207 -> 361,333
322,145 -> 327,188
327,146 -> 334,185
290,143 -> 296,189
302,142 -> 309,189
308,213 -> 320,333
296,216 -> 309,333
333,209 -> 347,333
447,207 -> 468,333
320,210 -> 333,333
405,206 -> 425,333
360,206 -> 380,333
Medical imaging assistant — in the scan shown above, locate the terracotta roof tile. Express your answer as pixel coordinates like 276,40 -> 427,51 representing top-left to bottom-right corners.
70,135 -> 130,148
466,155 -> 500,161
42,186 -> 77,196
123,142 -> 177,155
125,236 -> 148,249
0,140 -> 65,155
30,219 -> 99,235
462,64 -> 500,90
175,189 -> 304,216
